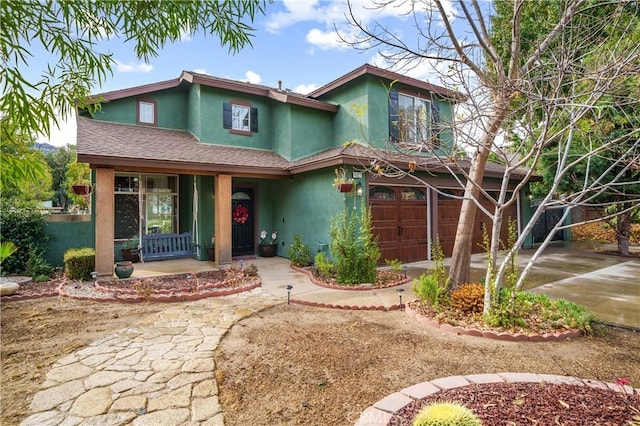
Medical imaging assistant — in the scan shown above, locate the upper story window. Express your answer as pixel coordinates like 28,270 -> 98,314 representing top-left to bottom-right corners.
137,99 -> 156,125
389,90 -> 439,147
223,101 -> 258,135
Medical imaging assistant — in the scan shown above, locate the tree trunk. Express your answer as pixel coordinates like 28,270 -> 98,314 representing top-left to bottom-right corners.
616,206 -> 631,256
449,109 -> 508,289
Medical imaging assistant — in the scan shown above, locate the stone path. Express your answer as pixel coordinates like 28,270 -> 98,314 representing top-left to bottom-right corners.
21,288 -> 281,426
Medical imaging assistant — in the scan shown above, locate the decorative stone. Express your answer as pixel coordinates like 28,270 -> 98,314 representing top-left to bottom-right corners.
0,281 -> 19,296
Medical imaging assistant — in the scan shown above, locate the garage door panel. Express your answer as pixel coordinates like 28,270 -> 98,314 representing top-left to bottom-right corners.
370,186 -> 429,263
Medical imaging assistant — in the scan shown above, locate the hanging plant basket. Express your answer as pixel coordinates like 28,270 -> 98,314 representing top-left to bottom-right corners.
72,184 -> 92,195
336,182 -> 354,193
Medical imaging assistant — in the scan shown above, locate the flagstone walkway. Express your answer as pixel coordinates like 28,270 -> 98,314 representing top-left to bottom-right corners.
20,288 -> 280,426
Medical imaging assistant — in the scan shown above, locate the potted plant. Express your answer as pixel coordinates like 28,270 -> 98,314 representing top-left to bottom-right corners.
334,167 -> 354,193
205,236 -> 215,262
258,230 -> 278,257
121,238 -> 140,263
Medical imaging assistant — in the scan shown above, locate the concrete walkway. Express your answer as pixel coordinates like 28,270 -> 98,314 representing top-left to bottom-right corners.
21,246 -> 639,425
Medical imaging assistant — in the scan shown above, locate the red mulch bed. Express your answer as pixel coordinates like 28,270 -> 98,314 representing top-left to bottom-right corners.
391,382 -> 640,425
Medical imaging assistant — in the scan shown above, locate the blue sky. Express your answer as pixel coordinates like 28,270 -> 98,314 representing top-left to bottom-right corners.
43,0 -> 465,146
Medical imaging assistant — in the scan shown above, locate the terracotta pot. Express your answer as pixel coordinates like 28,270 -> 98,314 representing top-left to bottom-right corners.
336,183 -> 353,193
115,261 -> 134,279
258,244 -> 278,257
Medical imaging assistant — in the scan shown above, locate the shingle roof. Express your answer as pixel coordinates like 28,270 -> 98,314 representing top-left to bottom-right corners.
78,117 -> 535,181
76,117 -> 290,176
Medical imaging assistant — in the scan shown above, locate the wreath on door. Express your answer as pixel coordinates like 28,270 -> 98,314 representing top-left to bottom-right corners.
232,205 -> 249,224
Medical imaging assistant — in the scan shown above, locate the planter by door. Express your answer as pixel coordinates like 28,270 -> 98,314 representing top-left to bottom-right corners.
115,261 -> 134,279
258,244 -> 278,257
336,183 -> 353,193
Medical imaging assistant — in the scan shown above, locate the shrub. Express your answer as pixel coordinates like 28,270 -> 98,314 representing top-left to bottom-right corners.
412,273 -> 444,307
63,247 -> 95,280
412,401 -> 481,426
385,258 -> 403,274
314,252 -> 335,279
412,238 -> 449,307
288,234 -> 312,267
26,249 -> 54,278
450,283 -> 485,314
329,204 -> 379,285
0,200 -> 49,274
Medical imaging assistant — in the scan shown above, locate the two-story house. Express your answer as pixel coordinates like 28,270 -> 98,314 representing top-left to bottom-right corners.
77,64 -> 527,279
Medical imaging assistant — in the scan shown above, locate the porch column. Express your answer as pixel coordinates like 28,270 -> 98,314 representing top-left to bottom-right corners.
95,168 -> 115,280
215,174 -> 232,267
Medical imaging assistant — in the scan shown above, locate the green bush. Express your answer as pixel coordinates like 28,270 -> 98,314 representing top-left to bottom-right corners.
486,289 -> 595,332
26,249 -> 54,278
288,234 -> 312,267
412,401 -> 481,426
412,238 -> 450,307
385,258 -> 403,274
412,273 -> 444,306
314,252 -> 335,279
0,200 -> 49,274
329,204 -> 379,285
63,247 -> 95,280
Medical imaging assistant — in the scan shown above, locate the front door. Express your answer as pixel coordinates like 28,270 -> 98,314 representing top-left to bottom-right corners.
231,188 -> 255,256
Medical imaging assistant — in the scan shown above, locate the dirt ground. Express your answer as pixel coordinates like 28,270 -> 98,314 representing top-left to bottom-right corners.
1,298 -> 639,426
0,298 -> 163,426
215,304 -> 640,426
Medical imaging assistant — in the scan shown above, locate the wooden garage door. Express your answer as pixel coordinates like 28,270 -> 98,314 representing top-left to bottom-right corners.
437,189 -> 518,257
370,186 -> 428,263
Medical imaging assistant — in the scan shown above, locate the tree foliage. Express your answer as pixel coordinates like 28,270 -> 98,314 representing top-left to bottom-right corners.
0,118 -> 51,200
343,0 -> 639,313
1,0 -> 269,139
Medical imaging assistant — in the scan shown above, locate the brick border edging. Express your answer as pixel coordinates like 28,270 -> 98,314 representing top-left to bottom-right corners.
0,291 -> 60,302
405,301 -> 583,342
290,299 -> 396,311
291,264 -> 412,291
355,372 -> 640,426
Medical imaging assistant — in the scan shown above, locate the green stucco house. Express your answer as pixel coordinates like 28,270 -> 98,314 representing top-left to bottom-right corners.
77,64 -> 526,279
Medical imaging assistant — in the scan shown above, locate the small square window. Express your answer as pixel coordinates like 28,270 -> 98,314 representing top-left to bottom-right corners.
138,100 -> 156,125
232,104 -> 250,131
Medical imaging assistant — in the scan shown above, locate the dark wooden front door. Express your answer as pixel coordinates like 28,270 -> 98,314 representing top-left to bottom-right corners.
370,186 -> 428,263
232,188 -> 254,256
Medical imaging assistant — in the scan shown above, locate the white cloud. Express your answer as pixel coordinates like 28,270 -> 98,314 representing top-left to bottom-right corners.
245,70 -> 262,84
306,28 -> 349,50
294,83 -> 317,95
192,68 -> 208,75
115,60 -> 153,73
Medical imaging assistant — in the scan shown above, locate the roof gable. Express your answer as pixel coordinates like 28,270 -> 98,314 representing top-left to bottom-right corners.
308,64 -> 465,102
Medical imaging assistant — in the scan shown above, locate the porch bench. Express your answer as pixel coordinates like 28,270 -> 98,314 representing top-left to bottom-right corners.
141,232 -> 195,261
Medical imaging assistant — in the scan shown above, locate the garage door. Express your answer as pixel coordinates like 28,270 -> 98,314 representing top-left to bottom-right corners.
370,186 -> 428,263
437,189 -> 518,257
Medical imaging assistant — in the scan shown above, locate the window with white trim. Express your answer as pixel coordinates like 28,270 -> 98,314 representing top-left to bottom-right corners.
232,104 -> 250,131
223,101 -> 258,134
397,93 -> 431,143
137,100 -> 156,125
